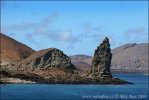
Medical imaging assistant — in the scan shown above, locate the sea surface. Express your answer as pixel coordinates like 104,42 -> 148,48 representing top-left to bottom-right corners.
0,73 -> 148,100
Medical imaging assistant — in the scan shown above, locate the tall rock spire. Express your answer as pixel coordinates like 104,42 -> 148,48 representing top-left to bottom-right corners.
90,37 -> 112,78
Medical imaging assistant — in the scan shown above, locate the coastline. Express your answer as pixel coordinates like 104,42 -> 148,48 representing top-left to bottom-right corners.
1,71 -> 133,85
112,69 -> 148,74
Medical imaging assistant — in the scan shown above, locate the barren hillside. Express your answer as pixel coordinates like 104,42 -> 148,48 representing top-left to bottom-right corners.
0,33 -> 35,62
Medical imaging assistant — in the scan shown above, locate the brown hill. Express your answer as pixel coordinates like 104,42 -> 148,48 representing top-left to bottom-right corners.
70,55 -> 92,71
0,33 -> 35,62
71,61 -> 91,71
111,43 -> 148,71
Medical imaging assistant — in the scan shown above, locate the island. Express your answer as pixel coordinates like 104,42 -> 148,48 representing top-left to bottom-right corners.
0,33 -> 132,84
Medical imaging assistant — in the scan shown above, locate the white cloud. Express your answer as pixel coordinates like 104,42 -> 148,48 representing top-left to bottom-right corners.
60,31 -> 71,40
1,12 -> 81,50
123,27 -> 148,43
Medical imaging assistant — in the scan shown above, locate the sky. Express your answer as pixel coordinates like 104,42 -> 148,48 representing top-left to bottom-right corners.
1,0 -> 148,56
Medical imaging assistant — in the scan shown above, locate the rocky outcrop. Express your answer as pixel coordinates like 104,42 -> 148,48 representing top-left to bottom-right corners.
0,70 -> 131,84
70,43 -> 148,73
17,48 -> 77,72
90,37 -> 112,78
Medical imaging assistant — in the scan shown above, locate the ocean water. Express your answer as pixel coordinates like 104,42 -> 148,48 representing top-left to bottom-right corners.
0,73 -> 148,100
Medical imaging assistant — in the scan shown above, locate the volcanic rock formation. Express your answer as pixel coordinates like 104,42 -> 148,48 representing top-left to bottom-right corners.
0,34 -> 131,84
90,37 -> 112,78
70,43 -> 148,73
17,48 -> 77,72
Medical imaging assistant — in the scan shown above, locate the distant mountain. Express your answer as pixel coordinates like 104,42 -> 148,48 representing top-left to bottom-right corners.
0,33 -> 35,62
70,55 -> 92,71
70,54 -> 92,60
111,43 -> 148,71
70,43 -> 148,72
71,61 -> 91,71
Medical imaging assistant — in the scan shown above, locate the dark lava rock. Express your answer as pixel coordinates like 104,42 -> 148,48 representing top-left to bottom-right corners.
90,37 -> 112,78
17,48 -> 77,72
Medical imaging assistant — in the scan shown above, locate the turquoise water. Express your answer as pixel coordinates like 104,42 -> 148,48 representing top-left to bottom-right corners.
0,74 -> 148,100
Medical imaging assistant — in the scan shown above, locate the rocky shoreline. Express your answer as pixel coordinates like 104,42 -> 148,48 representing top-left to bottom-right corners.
0,70 -> 132,85
0,35 -> 133,85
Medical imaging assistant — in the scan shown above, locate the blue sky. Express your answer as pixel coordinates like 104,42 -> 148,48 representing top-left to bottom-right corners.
1,1 -> 148,56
